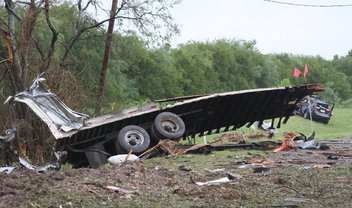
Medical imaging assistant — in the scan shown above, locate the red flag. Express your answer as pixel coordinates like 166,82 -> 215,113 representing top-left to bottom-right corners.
293,67 -> 302,78
303,64 -> 309,77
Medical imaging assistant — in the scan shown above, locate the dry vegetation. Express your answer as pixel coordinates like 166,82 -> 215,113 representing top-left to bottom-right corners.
1,137 -> 352,207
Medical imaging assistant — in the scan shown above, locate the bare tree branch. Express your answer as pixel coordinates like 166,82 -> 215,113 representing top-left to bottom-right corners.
42,0 -> 58,71
15,1 -> 31,6
4,0 -> 22,21
0,59 -> 11,65
18,0 -> 43,85
33,37 -> 45,59
82,0 -> 95,11
62,13 -> 117,62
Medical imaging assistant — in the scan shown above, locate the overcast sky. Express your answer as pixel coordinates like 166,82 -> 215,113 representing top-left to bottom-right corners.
169,0 -> 352,59
94,0 -> 352,59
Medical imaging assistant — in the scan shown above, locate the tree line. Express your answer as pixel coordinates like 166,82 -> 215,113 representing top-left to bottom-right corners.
1,2 -> 351,119
68,34 -> 352,113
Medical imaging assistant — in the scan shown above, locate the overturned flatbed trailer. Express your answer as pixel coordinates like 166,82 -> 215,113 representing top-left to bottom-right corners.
13,75 -> 323,167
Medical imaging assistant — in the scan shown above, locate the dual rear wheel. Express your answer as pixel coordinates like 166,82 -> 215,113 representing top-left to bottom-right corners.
114,112 -> 185,154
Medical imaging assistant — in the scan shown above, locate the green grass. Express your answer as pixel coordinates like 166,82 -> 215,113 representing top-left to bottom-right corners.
278,108 -> 352,139
192,108 -> 352,143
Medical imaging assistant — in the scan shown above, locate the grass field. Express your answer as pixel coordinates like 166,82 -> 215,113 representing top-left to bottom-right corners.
195,108 -> 352,143
278,108 -> 352,139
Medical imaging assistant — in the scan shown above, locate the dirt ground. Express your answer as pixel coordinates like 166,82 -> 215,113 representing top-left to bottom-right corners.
1,137 -> 352,208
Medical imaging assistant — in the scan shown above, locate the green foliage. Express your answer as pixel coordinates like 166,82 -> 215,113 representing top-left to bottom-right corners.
2,3 -> 352,114
341,98 -> 352,108
278,78 -> 292,87
173,42 -> 217,94
60,163 -> 73,171
256,58 -> 281,87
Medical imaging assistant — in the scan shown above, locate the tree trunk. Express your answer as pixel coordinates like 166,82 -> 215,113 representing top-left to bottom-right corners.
95,0 -> 119,115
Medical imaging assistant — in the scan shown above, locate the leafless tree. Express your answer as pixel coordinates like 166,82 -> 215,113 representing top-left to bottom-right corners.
0,0 -> 180,164
1,0 -> 180,92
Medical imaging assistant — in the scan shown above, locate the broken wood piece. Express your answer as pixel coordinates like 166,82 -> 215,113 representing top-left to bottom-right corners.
123,150 -> 133,164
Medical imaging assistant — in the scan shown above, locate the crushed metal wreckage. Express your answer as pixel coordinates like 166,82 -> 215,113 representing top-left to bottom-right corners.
139,131 -> 327,159
1,73 -> 324,168
139,138 -> 280,158
273,131 -> 327,152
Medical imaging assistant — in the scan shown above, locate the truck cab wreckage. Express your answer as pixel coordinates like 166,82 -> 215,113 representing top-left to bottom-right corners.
5,75 -> 323,168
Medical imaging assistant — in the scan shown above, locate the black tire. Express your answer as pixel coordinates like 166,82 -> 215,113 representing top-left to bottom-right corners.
152,112 -> 185,141
322,120 -> 329,125
115,125 -> 150,155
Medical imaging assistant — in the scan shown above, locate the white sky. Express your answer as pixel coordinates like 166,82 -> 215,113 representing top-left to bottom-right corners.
169,0 -> 352,59
96,0 -> 352,60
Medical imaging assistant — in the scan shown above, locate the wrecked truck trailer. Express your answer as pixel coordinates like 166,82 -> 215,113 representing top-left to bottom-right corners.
11,75 -> 323,167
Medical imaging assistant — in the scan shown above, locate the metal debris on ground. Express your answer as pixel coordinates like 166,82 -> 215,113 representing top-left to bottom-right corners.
141,137 -> 280,158
250,120 -> 278,135
191,175 -> 238,186
298,139 -> 320,150
0,127 -> 16,142
192,171 -> 242,186
273,131 -> 326,152
284,198 -> 318,204
19,156 -> 60,172
252,166 -> 272,173
204,168 -> 227,174
0,167 -> 15,174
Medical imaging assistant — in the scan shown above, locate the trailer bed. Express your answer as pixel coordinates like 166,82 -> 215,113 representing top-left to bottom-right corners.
13,76 -> 323,152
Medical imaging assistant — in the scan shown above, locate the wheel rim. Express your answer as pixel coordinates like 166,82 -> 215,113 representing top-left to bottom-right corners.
124,130 -> 144,147
161,118 -> 179,133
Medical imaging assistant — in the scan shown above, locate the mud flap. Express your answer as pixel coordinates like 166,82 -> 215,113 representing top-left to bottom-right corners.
84,143 -> 108,168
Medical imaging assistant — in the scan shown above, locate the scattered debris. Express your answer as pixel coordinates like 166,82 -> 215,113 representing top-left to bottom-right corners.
204,168 -> 227,174
247,157 -> 275,165
273,132 -> 298,152
191,176 -> 236,186
0,127 -> 16,142
108,154 -> 140,166
313,164 -> 332,169
226,171 -> 243,180
251,120 -> 278,135
141,138 -> 280,158
178,165 -> 192,172
19,157 -> 36,170
106,185 -> 138,198
237,163 -> 265,169
19,156 -> 60,172
298,139 -> 320,150
253,166 -> 272,173
326,155 -> 338,160
273,131 -> 324,152
284,198 -> 318,204
0,167 -> 15,174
